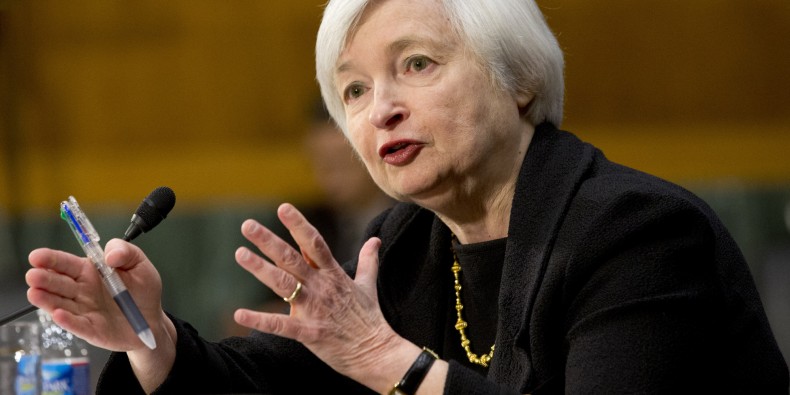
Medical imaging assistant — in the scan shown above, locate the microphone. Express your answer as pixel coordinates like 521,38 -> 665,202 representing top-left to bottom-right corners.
123,186 -> 176,242
0,187 -> 176,326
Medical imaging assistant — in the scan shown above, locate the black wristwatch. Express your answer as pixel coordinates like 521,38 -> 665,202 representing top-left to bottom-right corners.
389,348 -> 439,395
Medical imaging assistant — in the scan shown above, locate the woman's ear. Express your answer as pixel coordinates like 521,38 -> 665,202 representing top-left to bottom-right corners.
515,91 -> 534,117
515,91 -> 533,109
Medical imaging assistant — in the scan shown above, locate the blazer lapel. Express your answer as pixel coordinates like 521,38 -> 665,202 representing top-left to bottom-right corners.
490,123 -> 596,390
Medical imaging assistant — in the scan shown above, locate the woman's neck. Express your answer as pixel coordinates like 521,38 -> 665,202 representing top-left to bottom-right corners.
432,125 -> 533,244
437,179 -> 516,244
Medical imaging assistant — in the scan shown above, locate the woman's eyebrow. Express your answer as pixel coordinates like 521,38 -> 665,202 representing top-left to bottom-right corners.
388,37 -> 420,54
336,35 -> 452,75
388,35 -> 452,56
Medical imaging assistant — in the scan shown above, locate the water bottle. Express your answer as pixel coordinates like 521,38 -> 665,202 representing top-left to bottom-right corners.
37,310 -> 90,395
0,321 -> 40,395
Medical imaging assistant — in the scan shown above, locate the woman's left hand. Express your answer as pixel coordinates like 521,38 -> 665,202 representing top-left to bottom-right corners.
233,203 -> 407,384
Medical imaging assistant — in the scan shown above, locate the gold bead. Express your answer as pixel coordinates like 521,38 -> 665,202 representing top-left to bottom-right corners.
450,240 -> 495,368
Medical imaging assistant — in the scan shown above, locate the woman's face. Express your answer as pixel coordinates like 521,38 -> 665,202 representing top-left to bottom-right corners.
335,0 -> 533,212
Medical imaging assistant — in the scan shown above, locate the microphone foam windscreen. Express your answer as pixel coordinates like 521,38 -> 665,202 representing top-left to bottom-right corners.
148,186 -> 176,216
136,186 -> 176,230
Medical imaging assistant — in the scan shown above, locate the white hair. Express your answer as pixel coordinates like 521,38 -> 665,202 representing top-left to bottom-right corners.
315,0 -> 565,135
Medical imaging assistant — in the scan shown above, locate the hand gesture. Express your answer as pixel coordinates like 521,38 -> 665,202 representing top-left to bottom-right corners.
26,240 -> 169,352
233,203 -> 408,386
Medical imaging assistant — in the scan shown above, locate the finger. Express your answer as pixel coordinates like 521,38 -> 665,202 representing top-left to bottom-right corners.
25,268 -> 80,300
235,246 -> 303,301
355,238 -> 381,301
277,203 -> 335,270
104,239 -> 147,270
300,248 -> 319,269
234,309 -> 315,343
28,248 -> 85,280
240,219 -> 314,280
27,287 -> 81,315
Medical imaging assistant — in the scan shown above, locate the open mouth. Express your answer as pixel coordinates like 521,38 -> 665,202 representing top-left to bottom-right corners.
379,140 -> 418,158
386,142 -> 409,154
378,140 -> 424,165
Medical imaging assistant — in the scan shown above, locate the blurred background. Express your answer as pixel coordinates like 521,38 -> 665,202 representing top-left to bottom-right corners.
1,0 -> 788,388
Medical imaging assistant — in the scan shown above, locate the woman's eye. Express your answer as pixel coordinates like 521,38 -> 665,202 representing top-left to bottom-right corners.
406,55 -> 433,72
343,83 -> 366,101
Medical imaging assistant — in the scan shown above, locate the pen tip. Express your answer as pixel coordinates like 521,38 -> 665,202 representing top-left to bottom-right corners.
138,329 -> 157,350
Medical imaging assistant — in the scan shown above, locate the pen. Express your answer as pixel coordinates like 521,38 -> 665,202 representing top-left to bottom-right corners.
60,196 -> 157,350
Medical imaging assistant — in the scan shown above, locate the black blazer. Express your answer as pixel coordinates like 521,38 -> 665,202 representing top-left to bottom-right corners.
370,123 -> 788,393
99,123 -> 788,394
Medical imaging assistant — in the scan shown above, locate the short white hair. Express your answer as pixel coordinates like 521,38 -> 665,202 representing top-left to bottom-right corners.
315,0 -> 565,135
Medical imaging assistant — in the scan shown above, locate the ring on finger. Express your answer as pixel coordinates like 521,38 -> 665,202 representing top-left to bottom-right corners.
283,281 -> 303,303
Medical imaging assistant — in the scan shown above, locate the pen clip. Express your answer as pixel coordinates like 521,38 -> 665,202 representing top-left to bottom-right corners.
60,196 -> 100,245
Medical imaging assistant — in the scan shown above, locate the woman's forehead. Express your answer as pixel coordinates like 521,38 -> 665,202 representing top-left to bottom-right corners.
336,0 -> 457,68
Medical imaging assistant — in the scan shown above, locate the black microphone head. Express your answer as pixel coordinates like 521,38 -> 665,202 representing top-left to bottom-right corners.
136,186 -> 176,230
124,187 -> 176,241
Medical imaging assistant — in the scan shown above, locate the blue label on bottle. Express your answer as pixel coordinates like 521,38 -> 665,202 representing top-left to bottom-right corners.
41,358 -> 90,395
15,354 -> 39,395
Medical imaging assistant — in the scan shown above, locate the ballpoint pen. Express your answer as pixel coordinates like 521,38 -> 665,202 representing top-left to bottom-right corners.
61,196 -> 156,350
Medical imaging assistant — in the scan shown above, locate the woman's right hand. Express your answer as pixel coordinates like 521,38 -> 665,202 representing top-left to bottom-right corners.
26,239 -> 177,391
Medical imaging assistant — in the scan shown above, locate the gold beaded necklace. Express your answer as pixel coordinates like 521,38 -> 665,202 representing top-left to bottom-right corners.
451,239 -> 495,367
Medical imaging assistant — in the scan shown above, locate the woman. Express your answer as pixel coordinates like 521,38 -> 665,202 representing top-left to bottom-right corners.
25,0 -> 788,393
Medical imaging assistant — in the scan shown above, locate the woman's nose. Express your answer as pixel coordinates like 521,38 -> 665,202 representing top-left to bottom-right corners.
368,84 -> 409,129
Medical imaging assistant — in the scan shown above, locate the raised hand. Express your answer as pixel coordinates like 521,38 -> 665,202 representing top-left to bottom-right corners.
233,203 -> 411,389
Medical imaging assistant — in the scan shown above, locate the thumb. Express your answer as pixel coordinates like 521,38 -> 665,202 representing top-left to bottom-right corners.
104,238 -> 148,271
355,237 -> 381,301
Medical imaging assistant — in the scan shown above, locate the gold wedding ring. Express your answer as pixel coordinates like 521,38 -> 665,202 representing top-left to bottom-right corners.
283,281 -> 303,303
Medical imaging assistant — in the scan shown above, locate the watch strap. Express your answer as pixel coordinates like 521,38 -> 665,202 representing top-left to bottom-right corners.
389,348 -> 438,395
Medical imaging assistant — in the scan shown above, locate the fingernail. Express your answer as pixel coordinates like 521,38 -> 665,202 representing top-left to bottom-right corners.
280,203 -> 294,217
237,247 -> 250,261
243,220 -> 259,235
